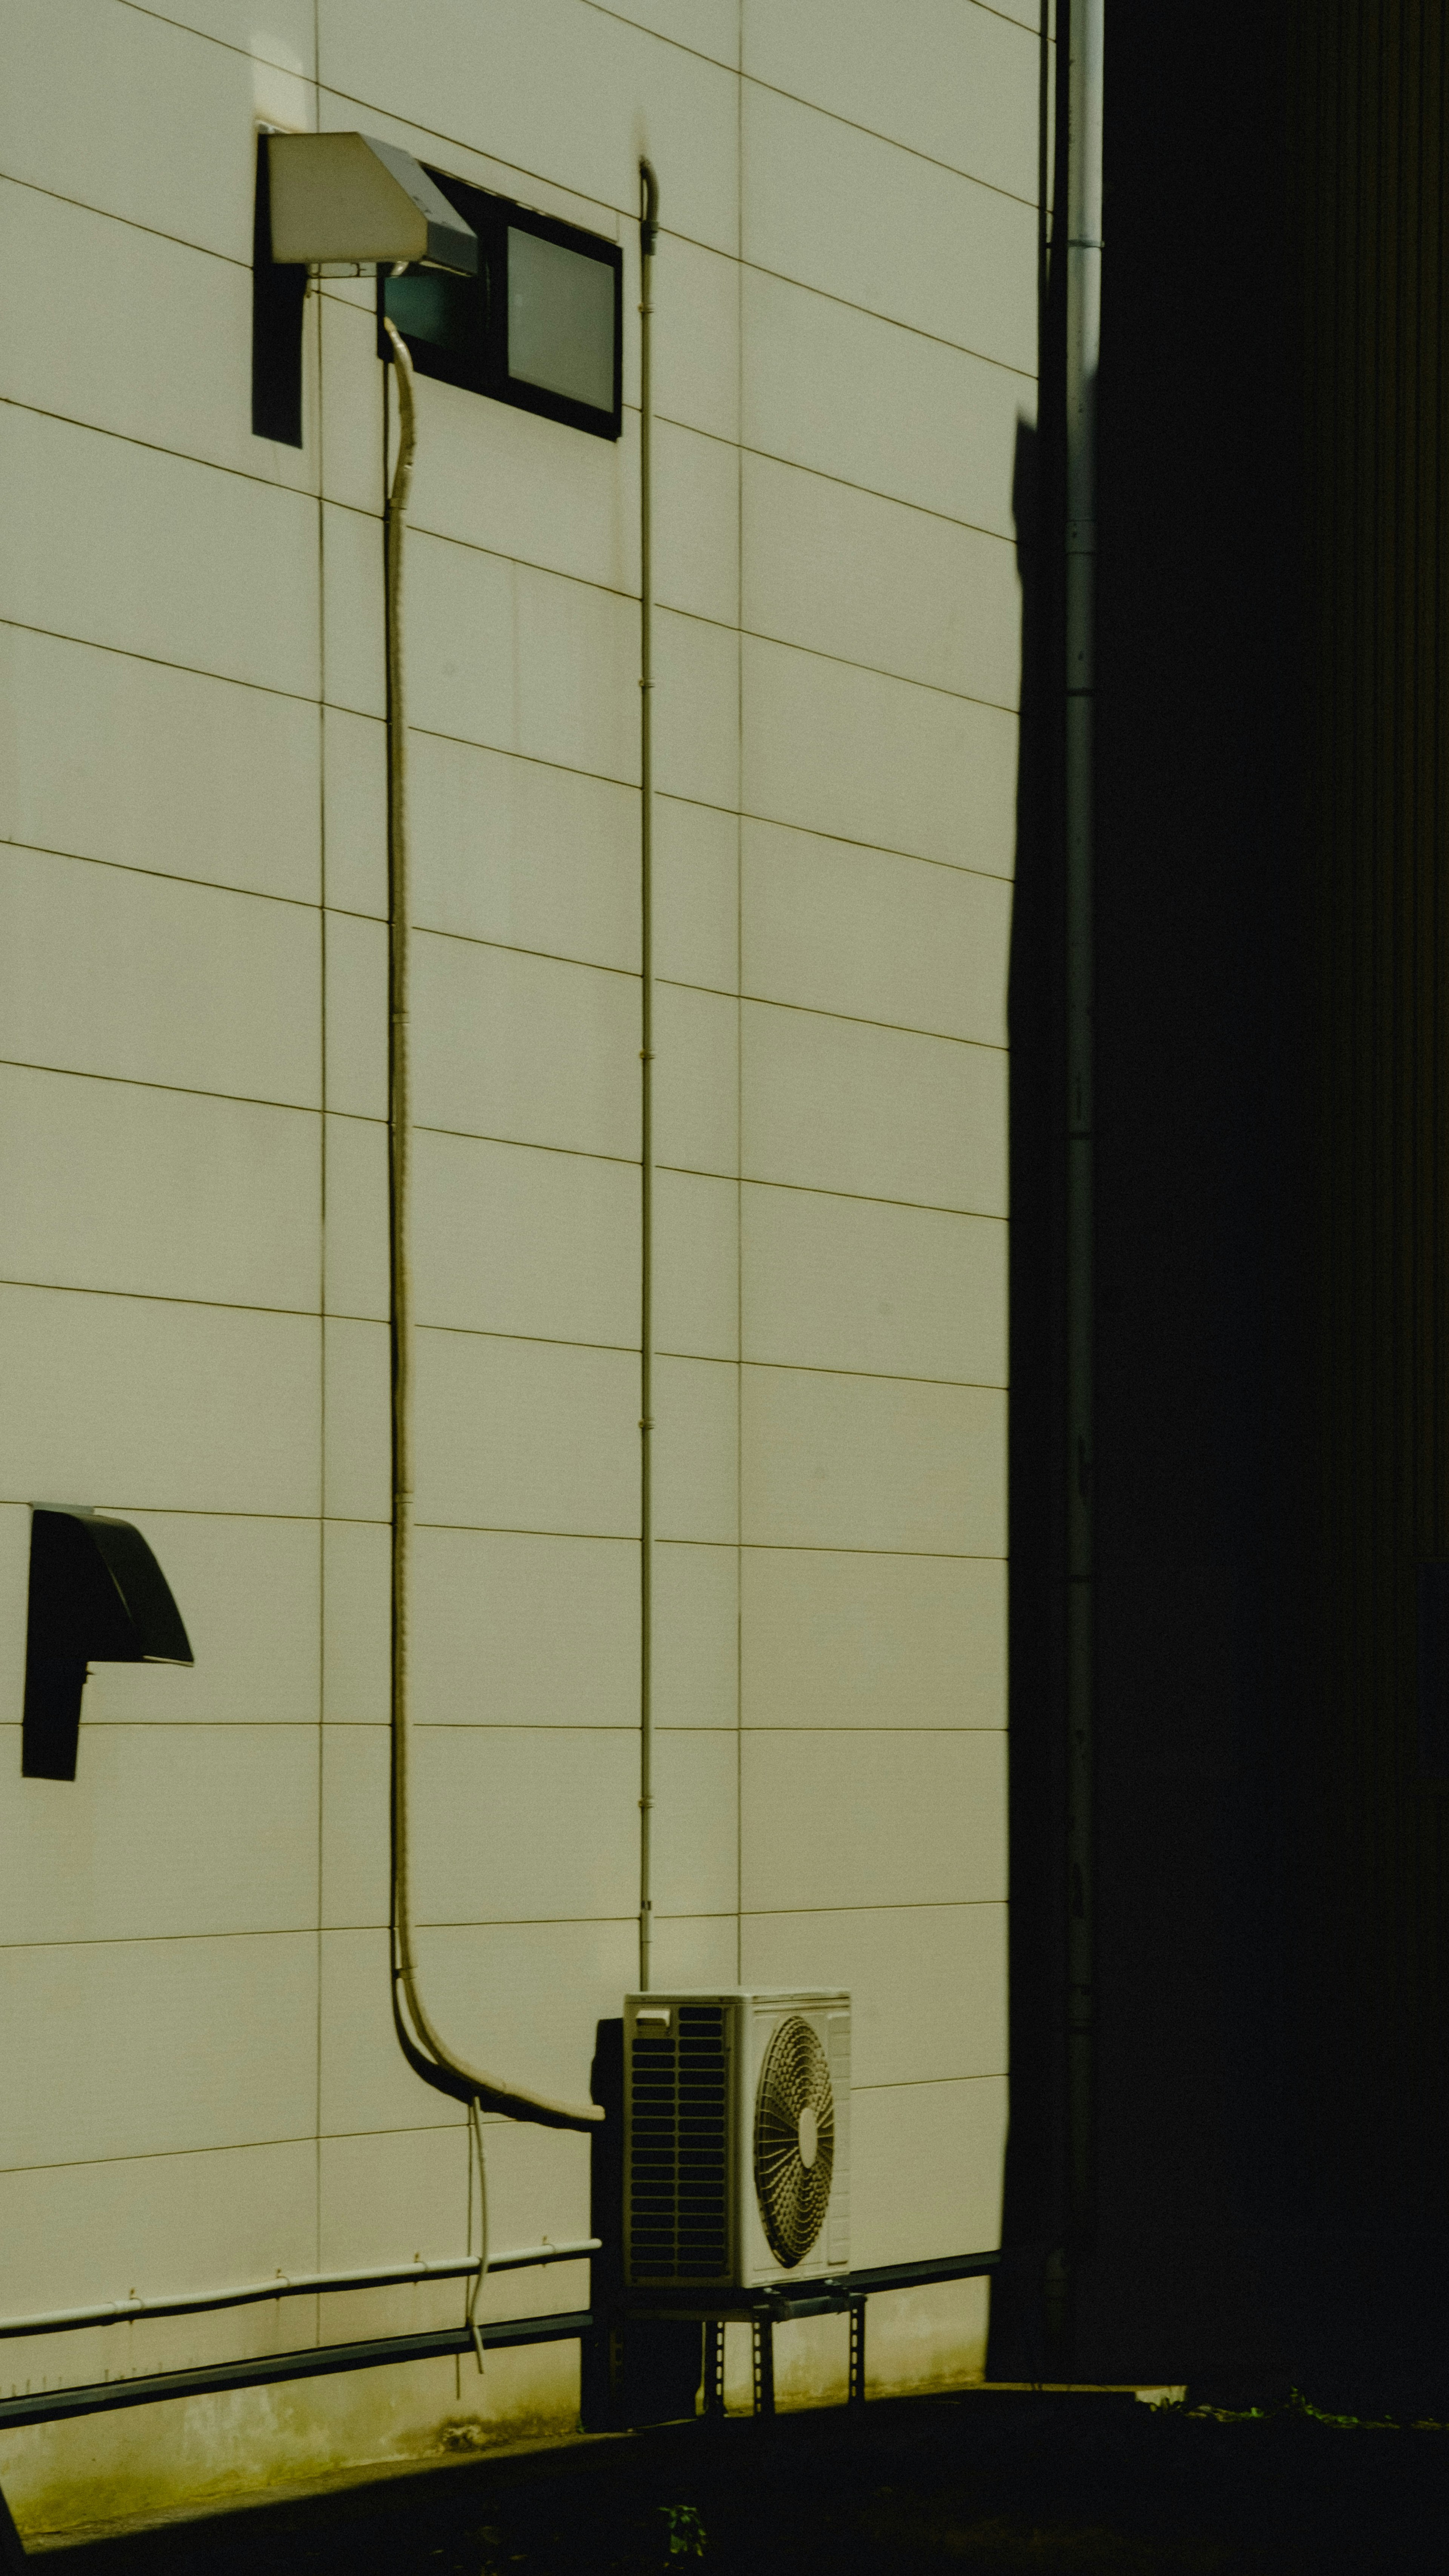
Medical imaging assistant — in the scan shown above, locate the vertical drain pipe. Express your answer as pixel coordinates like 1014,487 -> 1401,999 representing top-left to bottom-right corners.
1064,0 -> 1104,2291
637,160 -> 659,1996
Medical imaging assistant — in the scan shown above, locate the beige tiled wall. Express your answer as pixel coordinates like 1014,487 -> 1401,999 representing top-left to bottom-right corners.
0,0 -> 1041,2531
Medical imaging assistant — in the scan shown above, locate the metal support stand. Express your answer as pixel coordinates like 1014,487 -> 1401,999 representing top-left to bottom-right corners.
847,2294 -> 866,2407
750,2316 -> 775,2418
702,2319 -> 725,2418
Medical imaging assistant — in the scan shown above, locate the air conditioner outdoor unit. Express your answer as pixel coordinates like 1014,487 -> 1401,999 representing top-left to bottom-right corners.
622,1989 -> 850,2291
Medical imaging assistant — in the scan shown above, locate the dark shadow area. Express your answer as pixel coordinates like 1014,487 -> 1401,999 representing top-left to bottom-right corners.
1001,0 -> 1449,2394
45,2390 -> 1449,2574
990,0 -> 1072,2390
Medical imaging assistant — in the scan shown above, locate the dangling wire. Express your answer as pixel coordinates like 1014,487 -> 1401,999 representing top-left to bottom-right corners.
465,2093 -> 489,2376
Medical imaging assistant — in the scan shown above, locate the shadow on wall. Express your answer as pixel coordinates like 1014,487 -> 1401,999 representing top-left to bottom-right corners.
986,0 -> 1071,2381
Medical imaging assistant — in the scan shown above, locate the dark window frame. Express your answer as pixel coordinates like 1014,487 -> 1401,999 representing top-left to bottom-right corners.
377,169 -> 623,442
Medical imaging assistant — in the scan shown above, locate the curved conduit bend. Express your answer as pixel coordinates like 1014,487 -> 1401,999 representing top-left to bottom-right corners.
382,316 -> 602,2137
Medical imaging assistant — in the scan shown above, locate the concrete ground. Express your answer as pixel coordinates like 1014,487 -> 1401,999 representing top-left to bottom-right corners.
29,2389 -> 1449,2574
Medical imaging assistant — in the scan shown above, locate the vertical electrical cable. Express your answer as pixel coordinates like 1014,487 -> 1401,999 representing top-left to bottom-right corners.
638,162 -> 659,1995
1064,1 -> 1104,2272
382,314 -> 600,2135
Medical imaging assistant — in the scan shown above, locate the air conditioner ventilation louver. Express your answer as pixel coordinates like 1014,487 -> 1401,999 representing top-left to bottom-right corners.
752,2012 -> 835,2268
627,2002 -> 729,2281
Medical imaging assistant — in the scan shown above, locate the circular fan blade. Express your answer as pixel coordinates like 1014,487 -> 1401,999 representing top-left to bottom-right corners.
753,2014 -> 836,2268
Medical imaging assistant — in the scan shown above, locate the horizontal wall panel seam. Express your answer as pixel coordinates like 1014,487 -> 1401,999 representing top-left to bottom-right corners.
658,419 -> 1025,546
736,75 -> 1041,211
0,167 -> 251,277
2,836 -> 322,916
0,391 -> 321,509
0,616 -> 324,711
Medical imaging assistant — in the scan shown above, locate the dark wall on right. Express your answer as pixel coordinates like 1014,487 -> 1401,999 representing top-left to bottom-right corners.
1000,0 -> 1449,2395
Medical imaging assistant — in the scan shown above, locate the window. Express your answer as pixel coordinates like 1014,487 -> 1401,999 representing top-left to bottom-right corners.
379,171 -> 623,440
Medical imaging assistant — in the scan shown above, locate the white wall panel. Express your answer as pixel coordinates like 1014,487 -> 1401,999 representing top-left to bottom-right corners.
654,796 -> 739,993
136,5 -> 318,78
413,937 -> 639,1160
0,2138 -> 317,2319
741,1366 -> 1007,1557
322,1519 -> 390,1725
0,407 -> 319,696
408,536 -> 637,782
651,1728 -> 738,1918
411,1727 -> 636,1925
317,2126 -> 468,2273
0,1931 -> 318,2170
412,1131 -> 638,1348
743,1185 -> 1007,1387
412,1330 -> 638,1537
321,709 -> 387,919
323,912 -> 391,1123
0,180 -> 314,495
655,422 -> 740,627
0,626 -> 320,906
742,1001 -> 1007,1216
409,1529 -> 638,1729
317,295 -> 384,521
323,1316 -> 390,1522
320,1722 -> 388,1930
0,0 -> 274,262
654,236 -> 741,445
742,820 -> 1012,1043
743,86 -> 1036,372
410,736 -> 638,972
654,982 -> 739,1176
315,1 -> 739,255
741,1550 -> 1007,1731
743,634 -> 1017,876
0,848 -> 320,1109
407,372 -> 637,598
653,1542 -> 739,1731
653,609 -> 740,810
849,2077 -> 1008,2268
744,453 -> 1020,708
743,266 -> 1026,538
324,1113 -> 388,1322
321,501 -> 386,720
0,1724 -> 318,1947
0,1283 -> 320,1517
741,1730 -> 1007,1914
0,1066 -> 320,1314
743,0 -> 1040,202
654,1355 -> 738,1545
741,1902 -> 1008,2088
654,1169 -> 739,1361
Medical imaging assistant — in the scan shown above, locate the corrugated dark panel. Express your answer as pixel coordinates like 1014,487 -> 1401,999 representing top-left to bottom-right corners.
1293,0 -> 1449,2234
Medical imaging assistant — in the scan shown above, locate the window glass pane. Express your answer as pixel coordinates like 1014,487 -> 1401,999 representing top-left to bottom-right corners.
507,227 -> 614,411
383,267 -> 474,355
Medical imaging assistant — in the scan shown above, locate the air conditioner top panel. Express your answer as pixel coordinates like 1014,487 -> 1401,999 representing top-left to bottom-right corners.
625,1988 -> 849,2010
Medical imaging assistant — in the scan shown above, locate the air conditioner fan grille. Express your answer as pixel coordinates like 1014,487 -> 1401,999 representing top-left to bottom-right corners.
753,2013 -> 835,2269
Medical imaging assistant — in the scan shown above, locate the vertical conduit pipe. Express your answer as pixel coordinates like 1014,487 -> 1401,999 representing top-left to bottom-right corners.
382,319 -> 599,2134
1064,0 -> 1104,2277
638,160 -> 659,1995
